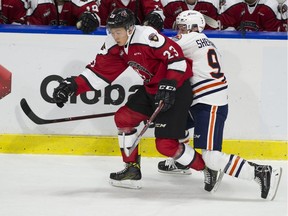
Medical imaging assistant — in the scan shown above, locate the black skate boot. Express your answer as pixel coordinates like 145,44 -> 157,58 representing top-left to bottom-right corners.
249,162 -> 282,200
109,162 -> 142,189
158,158 -> 192,175
203,166 -> 223,192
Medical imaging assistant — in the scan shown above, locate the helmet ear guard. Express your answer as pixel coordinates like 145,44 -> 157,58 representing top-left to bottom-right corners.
175,10 -> 206,32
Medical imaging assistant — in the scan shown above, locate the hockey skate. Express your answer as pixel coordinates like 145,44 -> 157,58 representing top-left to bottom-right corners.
158,158 -> 192,175
109,162 -> 142,189
203,166 -> 224,193
249,162 -> 282,200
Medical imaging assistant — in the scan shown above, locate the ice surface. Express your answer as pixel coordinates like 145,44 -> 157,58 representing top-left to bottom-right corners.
0,154 -> 287,216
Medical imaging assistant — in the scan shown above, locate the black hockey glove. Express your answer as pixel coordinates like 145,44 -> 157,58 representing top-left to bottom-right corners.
77,11 -> 99,34
53,78 -> 77,108
143,11 -> 164,32
155,79 -> 177,112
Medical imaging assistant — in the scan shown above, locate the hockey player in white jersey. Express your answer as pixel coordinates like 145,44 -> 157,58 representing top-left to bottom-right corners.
158,10 -> 282,200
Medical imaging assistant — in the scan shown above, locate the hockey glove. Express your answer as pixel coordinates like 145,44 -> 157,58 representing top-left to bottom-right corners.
155,79 -> 177,112
53,78 -> 77,108
77,11 -> 99,34
143,12 -> 164,32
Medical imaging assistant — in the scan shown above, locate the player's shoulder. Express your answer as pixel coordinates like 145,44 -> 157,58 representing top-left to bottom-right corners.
174,32 -> 206,42
198,0 -> 220,5
161,0 -> 185,7
30,0 -> 54,4
220,0 -> 242,12
101,33 -> 118,52
258,0 -> 279,12
133,25 -> 166,48
28,0 -> 54,9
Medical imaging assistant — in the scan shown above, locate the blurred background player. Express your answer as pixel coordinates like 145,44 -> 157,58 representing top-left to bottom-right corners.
98,0 -> 165,31
276,0 -> 287,31
158,10 -> 282,200
218,0 -> 285,32
161,0 -> 220,29
52,8 -> 208,190
0,0 -> 27,24
26,0 -> 100,33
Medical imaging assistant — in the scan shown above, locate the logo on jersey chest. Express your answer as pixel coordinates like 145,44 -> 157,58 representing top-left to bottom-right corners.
128,61 -> 153,83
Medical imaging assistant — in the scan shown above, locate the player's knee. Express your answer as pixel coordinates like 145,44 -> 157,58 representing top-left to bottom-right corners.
174,143 -> 203,170
155,138 -> 179,157
114,106 -> 129,128
115,106 -> 148,129
202,150 -> 225,171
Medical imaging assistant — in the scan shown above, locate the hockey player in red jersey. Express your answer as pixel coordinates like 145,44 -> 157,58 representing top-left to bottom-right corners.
161,0 -> 220,29
0,0 -> 27,24
276,0 -> 288,31
26,0 -> 100,33
98,0 -> 164,31
52,8 -> 208,189
219,0 -> 285,32
158,10 -> 283,200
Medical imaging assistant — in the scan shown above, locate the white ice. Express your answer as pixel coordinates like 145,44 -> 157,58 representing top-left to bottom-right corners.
0,154 -> 287,216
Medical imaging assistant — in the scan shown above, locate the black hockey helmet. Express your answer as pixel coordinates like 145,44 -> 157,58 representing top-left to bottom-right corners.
106,8 -> 136,30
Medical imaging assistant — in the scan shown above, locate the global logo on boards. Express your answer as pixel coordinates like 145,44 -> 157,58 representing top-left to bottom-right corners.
40,75 -> 141,106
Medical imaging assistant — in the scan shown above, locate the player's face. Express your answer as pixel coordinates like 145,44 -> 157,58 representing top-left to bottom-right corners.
110,27 -> 129,46
177,24 -> 189,34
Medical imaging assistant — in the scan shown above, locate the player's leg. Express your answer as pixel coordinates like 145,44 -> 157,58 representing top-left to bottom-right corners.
155,81 -> 205,173
190,103 -> 228,192
197,104 -> 282,199
157,107 -> 195,175
109,87 -> 153,189
202,150 -> 282,200
157,130 -> 192,175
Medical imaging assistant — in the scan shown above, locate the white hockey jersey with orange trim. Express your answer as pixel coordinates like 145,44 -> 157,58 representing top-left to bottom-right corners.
173,32 -> 228,106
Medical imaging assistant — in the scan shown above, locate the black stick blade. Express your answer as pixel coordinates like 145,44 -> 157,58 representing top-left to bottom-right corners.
20,98 -> 115,125
20,98 -> 50,124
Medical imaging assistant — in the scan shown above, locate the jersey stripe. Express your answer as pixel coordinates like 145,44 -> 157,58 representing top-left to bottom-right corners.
207,106 -> 217,150
193,86 -> 228,101
81,68 -> 109,91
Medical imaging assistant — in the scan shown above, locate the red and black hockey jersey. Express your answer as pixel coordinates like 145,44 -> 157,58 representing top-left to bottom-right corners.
74,25 -> 193,95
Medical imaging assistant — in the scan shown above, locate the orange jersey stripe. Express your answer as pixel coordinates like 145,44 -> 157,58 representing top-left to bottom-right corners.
208,106 -> 217,150
193,81 -> 226,94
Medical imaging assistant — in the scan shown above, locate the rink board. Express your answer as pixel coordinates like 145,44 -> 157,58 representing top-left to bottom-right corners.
0,26 -> 287,160
0,134 -> 286,160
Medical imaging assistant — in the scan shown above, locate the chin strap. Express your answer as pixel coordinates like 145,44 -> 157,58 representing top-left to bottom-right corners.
124,26 -> 136,48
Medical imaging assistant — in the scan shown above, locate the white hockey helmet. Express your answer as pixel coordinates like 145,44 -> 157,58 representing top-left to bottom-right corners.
175,10 -> 206,32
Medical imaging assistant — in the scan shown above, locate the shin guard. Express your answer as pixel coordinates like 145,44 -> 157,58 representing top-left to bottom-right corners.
118,130 -> 139,163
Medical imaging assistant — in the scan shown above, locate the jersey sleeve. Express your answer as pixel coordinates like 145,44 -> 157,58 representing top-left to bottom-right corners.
74,36 -> 128,95
71,0 -> 100,19
144,28 -> 192,87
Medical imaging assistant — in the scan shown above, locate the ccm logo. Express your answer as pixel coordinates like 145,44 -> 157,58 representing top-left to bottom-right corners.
155,123 -> 167,128
159,85 -> 176,91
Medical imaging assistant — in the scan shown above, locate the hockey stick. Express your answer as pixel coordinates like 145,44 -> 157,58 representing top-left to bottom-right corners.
127,100 -> 164,156
20,98 -> 115,125
202,14 -> 219,29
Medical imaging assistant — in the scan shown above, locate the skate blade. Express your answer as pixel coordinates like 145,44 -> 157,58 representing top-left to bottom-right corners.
267,167 -> 282,201
158,168 -> 192,175
211,171 -> 224,193
109,179 -> 142,189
